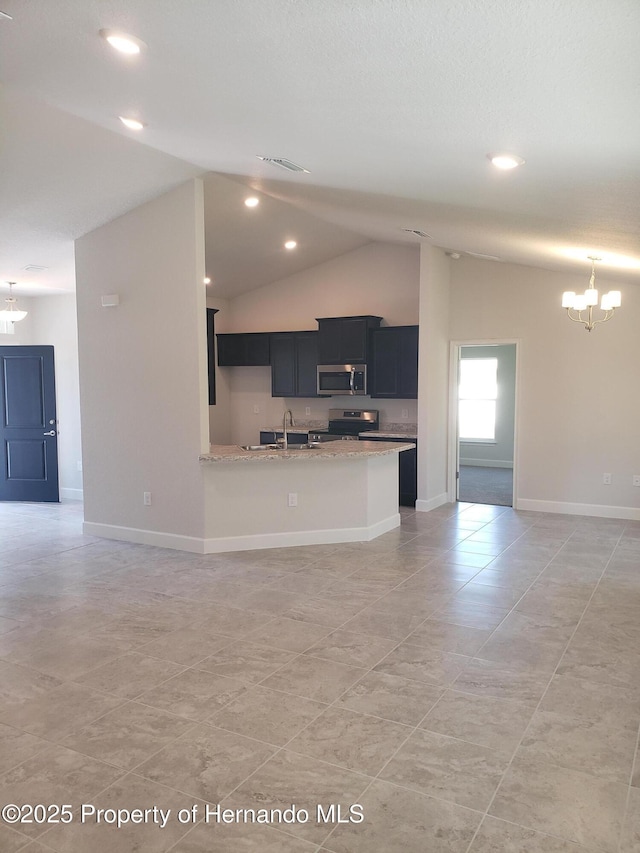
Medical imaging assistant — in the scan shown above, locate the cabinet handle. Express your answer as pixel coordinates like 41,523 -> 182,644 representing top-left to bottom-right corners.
43,430 -> 56,436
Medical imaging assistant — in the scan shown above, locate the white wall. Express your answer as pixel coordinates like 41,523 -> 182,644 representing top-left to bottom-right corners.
450,256 -> 640,517
0,295 -> 83,499
416,244 -> 451,511
211,242 -> 420,445
75,179 -> 209,539
459,343 -> 516,468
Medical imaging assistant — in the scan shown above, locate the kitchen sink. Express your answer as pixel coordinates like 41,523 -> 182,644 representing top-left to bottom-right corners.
239,444 -> 280,451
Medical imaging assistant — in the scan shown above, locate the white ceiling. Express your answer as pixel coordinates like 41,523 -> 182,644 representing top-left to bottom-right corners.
1,0 -> 639,298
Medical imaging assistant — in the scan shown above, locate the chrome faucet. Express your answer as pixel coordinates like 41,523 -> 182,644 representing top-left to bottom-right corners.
282,409 -> 294,449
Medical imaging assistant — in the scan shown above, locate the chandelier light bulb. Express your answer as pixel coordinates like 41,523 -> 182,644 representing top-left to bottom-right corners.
562,257 -> 622,331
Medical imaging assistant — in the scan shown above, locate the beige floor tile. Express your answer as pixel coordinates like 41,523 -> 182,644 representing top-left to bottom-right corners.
519,708 -> 637,784
0,683 -> 124,741
283,596 -> 369,628
227,749 -> 370,845
62,701 -> 194,770
210,684 -> 326,745
469,816 -> 593,851
0,659 -> 62,705
421,690 -> 534,755
196,641 -> 295,683
137,669 -> 249,721
136,723 -> 275,801
489,755 -> 628,852
287,706 -> 410,774
323,779 -> 481,853
453,658 -> 550,706
39,773 -> 205,853
133,623 -> 232,666
405,619 -> 493,655
73,652 -> 185,699
335,671 -> 443,725
373,643 -> 471,686
540,674 -> 640,726
431,600 -> 510,630
303,629 -> 398,668
621,785 -> 640,852
171,821 -> 317,852
380,728 -> 509,810
245,616 -> 332,652
0,823 -> 33,852
261,656 -> 365,702
452,582 -> 524,609
342,607 -> 425,642
0,723 -> 49,774
0,744 -> 123,839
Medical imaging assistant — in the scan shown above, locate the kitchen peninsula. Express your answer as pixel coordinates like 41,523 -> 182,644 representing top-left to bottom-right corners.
199,440 -> 415,553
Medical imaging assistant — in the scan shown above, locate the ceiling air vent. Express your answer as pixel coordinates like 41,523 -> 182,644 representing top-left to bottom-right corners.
257,157 -> 310,173
23,264 -> 48,272
401,229 -> 432,239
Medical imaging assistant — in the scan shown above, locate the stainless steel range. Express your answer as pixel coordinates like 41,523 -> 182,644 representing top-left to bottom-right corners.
309,409 -> 379,443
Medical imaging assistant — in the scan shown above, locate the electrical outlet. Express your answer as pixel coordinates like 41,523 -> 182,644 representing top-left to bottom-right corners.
76,460 -> 83,472
143,491 -> 152,506
401,408 -> 409,419
633,475 -> 640,487
603,473 -> 612,485
305,407 -> 311,415
287,492 -> 298,507
253,405 -> 260,414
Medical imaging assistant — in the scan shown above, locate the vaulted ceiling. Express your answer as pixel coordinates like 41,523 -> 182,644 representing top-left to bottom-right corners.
1,0 -> 638,297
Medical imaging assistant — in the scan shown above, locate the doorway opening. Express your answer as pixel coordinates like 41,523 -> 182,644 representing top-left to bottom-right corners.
450,342 -> 517,507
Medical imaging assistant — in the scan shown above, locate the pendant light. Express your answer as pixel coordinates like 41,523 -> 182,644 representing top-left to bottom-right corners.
0,282 -> 28,323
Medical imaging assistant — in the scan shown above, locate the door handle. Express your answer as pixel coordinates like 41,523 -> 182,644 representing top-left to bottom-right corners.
349,367 -> 355,395
43,430 -> 56,436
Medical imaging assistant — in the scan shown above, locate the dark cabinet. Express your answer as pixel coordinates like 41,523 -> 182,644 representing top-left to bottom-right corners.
370,325 -> 419,399
216,333 -> 270,367
270,331 -> 319,398
363,436 -> 417,507
260,430 -> 309,445
316,316 -> 382,364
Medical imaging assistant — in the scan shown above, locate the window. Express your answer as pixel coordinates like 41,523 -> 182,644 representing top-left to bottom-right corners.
0,321 -> 15,335
458,357 -> 498,441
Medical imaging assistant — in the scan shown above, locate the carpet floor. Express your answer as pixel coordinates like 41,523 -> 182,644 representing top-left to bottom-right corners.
459,465 -> 513,506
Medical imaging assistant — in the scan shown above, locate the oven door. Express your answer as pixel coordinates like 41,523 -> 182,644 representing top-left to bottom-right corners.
316,365 -> 367,396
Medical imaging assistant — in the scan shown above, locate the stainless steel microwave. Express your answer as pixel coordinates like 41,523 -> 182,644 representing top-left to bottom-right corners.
317,364 -> 367,396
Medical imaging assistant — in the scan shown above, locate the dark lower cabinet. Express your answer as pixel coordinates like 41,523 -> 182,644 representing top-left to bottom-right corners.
363,436 -> 417,507
259,430 -> 309,445
370,325 -> 419,399
216,333 -> 271,366
270,331 -> 319,397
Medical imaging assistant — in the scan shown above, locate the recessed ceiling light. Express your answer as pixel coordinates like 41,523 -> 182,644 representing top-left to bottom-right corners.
284,240 -> 297,250
244,197 -> 259,208
119,116 -> 145,131
100,29 -> 145,55
203,277 -> 211,284
488,153 -> 525,170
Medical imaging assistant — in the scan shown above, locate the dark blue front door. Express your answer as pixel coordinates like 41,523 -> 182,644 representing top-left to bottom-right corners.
0,346 -> 59,502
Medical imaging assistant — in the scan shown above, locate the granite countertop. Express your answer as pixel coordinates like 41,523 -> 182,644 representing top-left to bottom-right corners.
362,425 -> 418,439
200,440 -> 415,463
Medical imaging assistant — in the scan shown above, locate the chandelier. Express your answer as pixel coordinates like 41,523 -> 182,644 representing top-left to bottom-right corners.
562,257 -> 621,332
0,283 -> 28,323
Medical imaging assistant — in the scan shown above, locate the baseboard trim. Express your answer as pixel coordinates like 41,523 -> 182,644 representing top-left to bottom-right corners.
415,493 -> 449,513
459,459 -> 513,469
516,498 -> 640,521
61,488 -> 83,501
83,514 -> 401,554
83,522 -> 205,553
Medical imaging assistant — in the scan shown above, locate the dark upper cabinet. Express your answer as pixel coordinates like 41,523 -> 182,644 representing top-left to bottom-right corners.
271,331 -> 319,398
216,333 -> 271,366
370,325 -> 419,398
316,316 -> 382,364
206,308 -> 218,405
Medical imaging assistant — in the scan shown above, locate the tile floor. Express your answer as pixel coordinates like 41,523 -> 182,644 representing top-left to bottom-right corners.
0,500 -> 639,851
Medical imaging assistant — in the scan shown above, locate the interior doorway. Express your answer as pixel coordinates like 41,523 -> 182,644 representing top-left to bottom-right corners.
450,342 -> 517,507
0,345 -> 60,502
